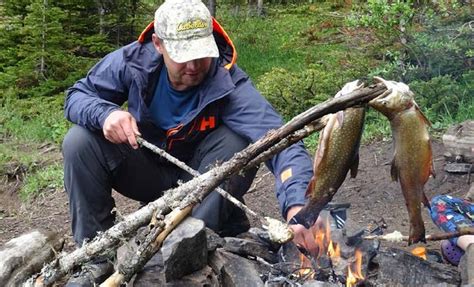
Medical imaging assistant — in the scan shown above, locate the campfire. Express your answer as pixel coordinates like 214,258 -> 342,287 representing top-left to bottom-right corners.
275,214 -> 367,286
265,210 -> 461,287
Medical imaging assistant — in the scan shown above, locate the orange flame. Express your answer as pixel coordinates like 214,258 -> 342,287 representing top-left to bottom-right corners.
297,253 -> 313,278
411,246 -> 427,260
311,217 -> 341,261
346,249 -> 364,287
328,240 -> 341,262
297,216 -> 342,278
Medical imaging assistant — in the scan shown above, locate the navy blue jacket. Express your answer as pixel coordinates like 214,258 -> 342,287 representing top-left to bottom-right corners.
65,20 -> 313,218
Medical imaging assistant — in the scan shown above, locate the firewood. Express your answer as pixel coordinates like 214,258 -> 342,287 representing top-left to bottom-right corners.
101,205 -> 194,286
363,227 -> 474,242
29,82 -> 387,286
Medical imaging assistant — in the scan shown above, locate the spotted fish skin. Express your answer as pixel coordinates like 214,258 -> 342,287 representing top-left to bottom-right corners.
291,80 -> 366,229
369,77 -> 435,245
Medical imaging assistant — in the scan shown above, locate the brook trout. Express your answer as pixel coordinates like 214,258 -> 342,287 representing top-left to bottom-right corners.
369,76 -> 434,245
290,80 -> 366,228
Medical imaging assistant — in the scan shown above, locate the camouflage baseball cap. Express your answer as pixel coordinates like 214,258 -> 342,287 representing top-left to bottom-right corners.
154,0 -> 219,63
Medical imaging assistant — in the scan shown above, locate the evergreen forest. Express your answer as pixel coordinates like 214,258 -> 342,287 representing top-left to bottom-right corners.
0,0 -> 472,199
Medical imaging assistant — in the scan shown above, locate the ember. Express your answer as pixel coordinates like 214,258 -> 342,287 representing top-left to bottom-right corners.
411,246 -> 427,260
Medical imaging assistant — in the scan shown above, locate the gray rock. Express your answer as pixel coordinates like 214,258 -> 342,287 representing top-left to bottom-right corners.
162,217 -> 208,282
459,244 -> 474,285
373,247 -> 460,286
209,248 -> 264,287
133,252 -> 165,286
167,266 -> 219,287
206,227 -> 225,252
223,237 -> 278,264
302,280 -> 339,287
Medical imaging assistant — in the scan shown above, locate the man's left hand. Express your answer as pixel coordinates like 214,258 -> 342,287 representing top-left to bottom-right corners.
287,205 -> 321,255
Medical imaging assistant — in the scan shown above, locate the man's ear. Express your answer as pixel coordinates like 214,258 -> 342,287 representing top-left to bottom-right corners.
152,34 -> 163,54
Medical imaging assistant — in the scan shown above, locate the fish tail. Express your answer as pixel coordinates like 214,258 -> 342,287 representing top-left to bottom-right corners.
407,192 -> 427,245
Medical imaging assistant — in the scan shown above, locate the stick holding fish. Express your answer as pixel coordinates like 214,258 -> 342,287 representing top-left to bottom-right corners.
369,77 -> 435,245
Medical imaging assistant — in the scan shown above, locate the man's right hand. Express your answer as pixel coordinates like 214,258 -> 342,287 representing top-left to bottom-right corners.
103,110 -> 141,149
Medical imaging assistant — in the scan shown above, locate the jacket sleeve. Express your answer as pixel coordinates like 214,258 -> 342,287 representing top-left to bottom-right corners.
222,66 -> 314,219
64,49 -> 130,131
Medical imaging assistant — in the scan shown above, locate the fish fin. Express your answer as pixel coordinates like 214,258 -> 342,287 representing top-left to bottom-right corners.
414,101 -> 432,127
390,158 -> 399,182
429,139 -> 436,179
315,114 -> 337,169
350,153 -> 360,178
422,192 -> 431,209
305,176 -> 316,197
336,110 -> 345,126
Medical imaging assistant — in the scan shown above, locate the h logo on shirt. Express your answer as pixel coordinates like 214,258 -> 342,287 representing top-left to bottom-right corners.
199,116 -> 215,131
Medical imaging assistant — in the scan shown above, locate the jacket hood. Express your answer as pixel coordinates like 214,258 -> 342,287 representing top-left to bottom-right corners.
138,18 -> 237,70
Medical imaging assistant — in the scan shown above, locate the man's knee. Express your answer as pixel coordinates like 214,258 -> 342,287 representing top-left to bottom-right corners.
217,125 -> 249,154
202,125 -> 249,160
62,125 -> 99,162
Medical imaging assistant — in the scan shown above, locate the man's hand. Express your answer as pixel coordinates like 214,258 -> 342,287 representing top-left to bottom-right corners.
103,110 -> 141,149
287,205 -> 321,255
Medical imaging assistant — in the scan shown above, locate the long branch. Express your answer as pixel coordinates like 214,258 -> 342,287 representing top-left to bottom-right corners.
363,228 -> 474,242
32,83 -> 386,286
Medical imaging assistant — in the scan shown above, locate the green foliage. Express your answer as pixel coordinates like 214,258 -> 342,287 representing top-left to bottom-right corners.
363,109 -> 391,142
370,8 -> 473,83
221,4 -> 376,122
410,72 -> 474,130
348,1 -> 473,137
0,1 -> 472,200
257,66 -> 342,121
0,139 -> 63,200
20,163 -> 63,200
0,92 -> 69,144
347,0 -> 415,43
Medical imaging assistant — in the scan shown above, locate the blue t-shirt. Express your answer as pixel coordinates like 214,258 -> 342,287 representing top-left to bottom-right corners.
149,67 -> 199,130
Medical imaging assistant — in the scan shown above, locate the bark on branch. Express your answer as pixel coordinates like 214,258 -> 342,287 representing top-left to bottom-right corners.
31,82 -> 387,286
363,227 -> 474,242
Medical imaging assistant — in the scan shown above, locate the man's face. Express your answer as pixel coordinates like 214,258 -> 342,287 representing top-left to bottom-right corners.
153,34 -> 212,91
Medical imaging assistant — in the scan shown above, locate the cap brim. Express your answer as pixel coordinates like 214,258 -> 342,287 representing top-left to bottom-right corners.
163,34 -> 219,63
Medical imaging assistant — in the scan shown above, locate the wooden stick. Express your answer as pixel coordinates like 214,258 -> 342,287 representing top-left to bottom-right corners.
136,136 -> 258,218
363,227 -> 474,242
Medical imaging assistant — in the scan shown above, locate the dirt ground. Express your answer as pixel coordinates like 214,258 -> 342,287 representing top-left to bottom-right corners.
0,140 -> 471,255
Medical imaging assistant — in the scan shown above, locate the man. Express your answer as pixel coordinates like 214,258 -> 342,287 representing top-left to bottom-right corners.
63,0 -> 317,285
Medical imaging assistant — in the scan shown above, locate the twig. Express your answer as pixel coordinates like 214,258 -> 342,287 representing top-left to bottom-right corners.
363,227 -> 474,242
136,136 -> 258,218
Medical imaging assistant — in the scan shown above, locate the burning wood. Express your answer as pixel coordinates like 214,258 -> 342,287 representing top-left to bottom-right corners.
346,249 -> 364,287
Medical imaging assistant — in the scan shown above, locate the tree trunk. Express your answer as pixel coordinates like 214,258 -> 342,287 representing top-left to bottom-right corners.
257,0 -> 263,16
97,1 -> 105,35
39,0 -> 47,79
208,0 -> 216,17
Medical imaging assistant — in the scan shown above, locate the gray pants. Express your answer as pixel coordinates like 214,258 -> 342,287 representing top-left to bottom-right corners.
62,125 -> 257,245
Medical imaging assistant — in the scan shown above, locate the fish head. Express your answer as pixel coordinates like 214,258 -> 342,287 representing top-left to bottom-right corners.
335,79 -> 364,98
369,76 -> 415,117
